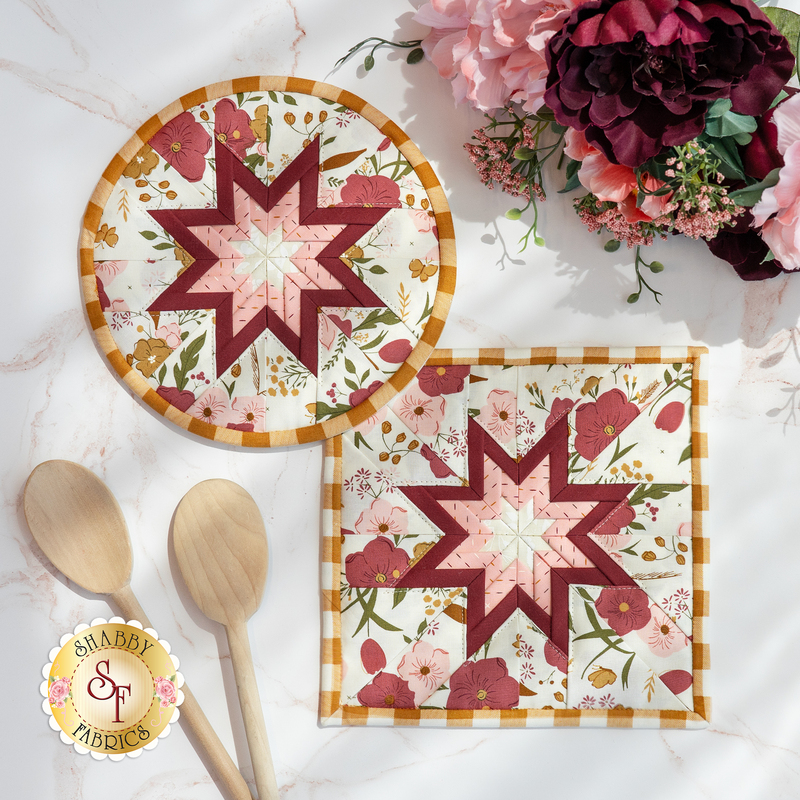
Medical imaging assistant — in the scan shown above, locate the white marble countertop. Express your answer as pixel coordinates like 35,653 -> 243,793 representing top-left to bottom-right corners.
5,1 -> 800,797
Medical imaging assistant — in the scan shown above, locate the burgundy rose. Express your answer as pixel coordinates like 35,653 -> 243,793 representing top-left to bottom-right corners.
421,444 -> 453,479
595,501 -> 636,537
345,537 -> 410,587
654,401 -> 685,433
545,397 -> 575,430
544,641 -> 568,675
379,339 -> 413,364
149,111 -> 211,182
214,98 -> 256,159
357,671 -> 416,708
446,658 -> 519,710
595,587 -> 651,636
416,365 -> 470,397
574,389 -> 639,461
545,0 -> 794,167
340,175 -> 402,207
705,209 -> 785,281
348,379 -> 383,408
156,385 -> 196,412
360,639 -> 387,674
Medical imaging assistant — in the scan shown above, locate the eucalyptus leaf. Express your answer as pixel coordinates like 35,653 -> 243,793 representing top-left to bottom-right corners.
728,168 -> 781,207
764,7 -> 800,78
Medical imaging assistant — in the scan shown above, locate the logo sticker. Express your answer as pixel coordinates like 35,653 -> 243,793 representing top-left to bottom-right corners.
41,618 -> 183,760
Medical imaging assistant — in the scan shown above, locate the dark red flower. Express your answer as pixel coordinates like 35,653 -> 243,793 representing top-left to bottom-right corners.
416,365 -> 470,397
595,587 -> 651,636
214,98 -> 256,159
544,641 -> 568,674
357,671 -> 415,708
348,379 -> 383,408
379,339 -> 413,363
595,501 -> 636,537
156,385 -> 196,412
360,639 -> 387,674
545,397 -> 575,430
340,174 -> 401,207
327,314 -> 352,339
149,112 -> 211,182
421,444 -> 453,479
574,389 -> 639,461
654,401 -> 685,433
705,208 -> 785,281
545,0 -> 794,167
446,658 -> 519,710
659,669 -> 693,695
345,537 -> 410,587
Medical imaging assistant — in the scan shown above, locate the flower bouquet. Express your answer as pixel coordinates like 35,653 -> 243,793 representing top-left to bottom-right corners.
339,0 -> 800,302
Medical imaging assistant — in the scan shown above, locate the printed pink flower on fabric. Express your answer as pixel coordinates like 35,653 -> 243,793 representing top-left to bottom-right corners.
231,396 -> 266,431
155,322 -> 182,349
349,380 -> 383,408
446,657 -> 519,710
416,365 -> 470,397
357,671 -> 416,708
149,111 -> 211,183
478,388 -> 516,443
214,98 -> 255,159
355,497 -> 409,537
655,401 -> 685,433
318,314 -> 340,351
677,521 -> 692,538
659,669 -> 693,695
49,677 -> 71,708
156,386 -> 196,412
752,94 -> 800,271
414,0 -> 585,113
361,639 -> 387,674
544,0 -> 794,167
345,537 -> 410,587
95,260 -> 127,287
421,444 -> 454,479
396,389 -> 446,436
340,174 -> 401,207
409,208 -> 437,233
545,396 -> 575,430
154,677 -> 177,707
636,606 -> 689,657
593,501 -> 635,550
544,641 -> 568,674
379,339 -> 413,363
397,640 -> 450,704
188,387 -> 231,426
595,587 -> 651,636
574,388 -> 639,461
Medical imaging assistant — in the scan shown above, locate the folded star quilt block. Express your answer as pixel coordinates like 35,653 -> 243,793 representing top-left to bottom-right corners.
80,77 -> 455,446
321,347 -> 709,728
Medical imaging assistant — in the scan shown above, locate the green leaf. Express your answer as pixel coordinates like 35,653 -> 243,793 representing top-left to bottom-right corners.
315,401 -> 351,419
559,172 -> 582,193
268,91 -> 278,102
621,653 -> 635,689
704,108 -> 757,140
251,95 -> 263,102
392,587 -> 408,608
550,122 -> 567,135
417,619 -> 428,637
157,364 -> 167,385
344,378 -> 359,391
322,137 -> 336,146
576,587 -> 595,603
172,332 -> 206,391
764,7 -> 800,78
628,521 -> 646,531
236,92 -> 244,107
628,483 -> 689,506
664,368 -> 672,385
153,242 -> 176,250
344,357 -> 356,374
505,208 -> 522,220
368,264 -> 388,274
407,47 -> 424,65
627,293 -> 640,304
139,230 -> 158,240
673,363 -> 683,371
283,94 -> 297,105
728,168 -> 781,208
403,635 -> 412,644
649,261 -> 664,273
353,431 -> 372,451
221,378 -> 236,399
364,53 -> 375,71
679,444 -> 692,465
604,240 -> 621,253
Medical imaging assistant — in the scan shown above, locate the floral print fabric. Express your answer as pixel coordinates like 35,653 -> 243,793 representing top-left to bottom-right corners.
89,83 -> 450,443
323,352 -> 708,726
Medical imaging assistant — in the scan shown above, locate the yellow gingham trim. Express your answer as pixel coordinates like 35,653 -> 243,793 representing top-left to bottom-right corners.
80,77 -> 455,449
320,347 -> 710,729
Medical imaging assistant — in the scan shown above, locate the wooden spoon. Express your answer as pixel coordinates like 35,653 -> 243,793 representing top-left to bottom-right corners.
23,460 -> 253,800
173,479 -> 278,800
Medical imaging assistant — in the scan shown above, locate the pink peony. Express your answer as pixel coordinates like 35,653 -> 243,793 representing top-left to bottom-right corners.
149,111 -> 211,183
752,94 -> 800,271
414,0 -> 585,113
345,537 -> 410,587
636,606 -> 689,657
397,640 -> 450,704
396,389 -> 446,436
478,388 -> 516,443
355,497 -> 409,537
574,388 -> 639,461
416,365 -> 470,397
155,322 -> 182,349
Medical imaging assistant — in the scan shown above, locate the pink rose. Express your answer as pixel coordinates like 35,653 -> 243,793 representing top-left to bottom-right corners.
155,677 -> 177,707
155,322 -> 182,349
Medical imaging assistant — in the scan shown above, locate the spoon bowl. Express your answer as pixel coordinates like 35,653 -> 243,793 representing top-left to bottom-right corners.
23,460 -> 253,800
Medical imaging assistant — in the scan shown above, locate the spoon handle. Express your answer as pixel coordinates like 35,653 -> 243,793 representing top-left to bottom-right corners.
111,584 -> 254,800
227,617 -> 279,800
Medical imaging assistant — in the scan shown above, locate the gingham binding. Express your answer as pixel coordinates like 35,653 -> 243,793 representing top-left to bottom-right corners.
321,346 -> 710,729
79,76 -> 456,448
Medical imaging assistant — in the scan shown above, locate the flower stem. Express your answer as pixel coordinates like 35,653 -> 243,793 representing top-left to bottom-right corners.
628,247 -> 663,304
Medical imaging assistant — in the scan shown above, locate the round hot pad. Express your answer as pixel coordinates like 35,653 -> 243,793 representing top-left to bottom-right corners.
80,77 -> 455,447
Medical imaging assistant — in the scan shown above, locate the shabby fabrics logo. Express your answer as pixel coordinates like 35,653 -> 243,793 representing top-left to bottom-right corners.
41,618 -> 183,760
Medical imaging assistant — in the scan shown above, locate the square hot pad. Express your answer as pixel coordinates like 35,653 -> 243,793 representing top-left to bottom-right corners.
321,347 -> 709,728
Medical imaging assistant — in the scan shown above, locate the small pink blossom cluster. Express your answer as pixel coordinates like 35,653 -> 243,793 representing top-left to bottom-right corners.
574,198 -> 662,249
